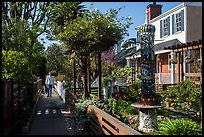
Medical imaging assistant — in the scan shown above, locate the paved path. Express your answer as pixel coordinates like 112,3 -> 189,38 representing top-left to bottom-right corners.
27,90 -> 81,135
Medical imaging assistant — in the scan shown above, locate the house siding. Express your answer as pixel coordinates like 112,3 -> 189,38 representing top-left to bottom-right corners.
153,6 -> 186,45
159,54 -> 171,73
133,3 -> 202,85
186,6 -> 202,42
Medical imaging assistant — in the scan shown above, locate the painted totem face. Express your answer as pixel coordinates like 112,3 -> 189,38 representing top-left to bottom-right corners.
141,33 -> 153,45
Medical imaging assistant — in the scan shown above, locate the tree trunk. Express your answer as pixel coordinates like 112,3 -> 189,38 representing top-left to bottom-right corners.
88,58 -> 91,98
82,57 -> 88,99
98,52 -> 102,99
73,59 -> 76,95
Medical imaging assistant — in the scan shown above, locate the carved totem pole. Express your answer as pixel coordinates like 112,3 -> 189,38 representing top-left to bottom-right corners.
131,10 -> 163,133
139,23 -> 156,106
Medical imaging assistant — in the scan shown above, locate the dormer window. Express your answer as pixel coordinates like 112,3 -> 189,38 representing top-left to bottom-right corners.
172,9 -> 184,34
160,16 -> 170,38
175,12 -> 182,32
163,18 -> 168,36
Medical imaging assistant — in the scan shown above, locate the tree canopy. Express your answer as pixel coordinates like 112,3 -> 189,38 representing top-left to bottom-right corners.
57,8 -> 132,57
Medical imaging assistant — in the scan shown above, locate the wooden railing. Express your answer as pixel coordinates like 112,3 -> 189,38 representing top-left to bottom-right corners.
87,105 -> 141,135
67,89 -> 141,135
2,78 -> 43,135
32,79 -> 43,102
184,73 -> 202,85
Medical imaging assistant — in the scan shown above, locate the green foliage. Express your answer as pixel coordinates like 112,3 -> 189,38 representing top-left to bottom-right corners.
120,81 -> 141,102
46,44 -> 66,74
164,79 -> 202,112
74,96 -> 140,132
74,97 -> 96,129
74,102 -> 91,130
2,50 -> 31,84
47,2 -> 87,37
114,66 -> 132,80
105,98 -> 138,116
2,19 -> 31,51
103,97 -> 139,131
154,92 -> 164,105
56,7 -> 132,98
57,7 -> 132,57
127,115 -> 139,130
2,2 -> 50,52
2,2 -> 49,84
102,75 -> 115,87
31,53 -> 47,79
157,118 -> 202,135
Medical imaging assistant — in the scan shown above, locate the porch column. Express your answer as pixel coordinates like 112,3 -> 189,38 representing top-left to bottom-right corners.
183,51 -> 186,80
135,59 -> 138,78
171,52 -> 176,84
126,57 -> 131,67
181,49 -> 184,81
178,52 -> 181,82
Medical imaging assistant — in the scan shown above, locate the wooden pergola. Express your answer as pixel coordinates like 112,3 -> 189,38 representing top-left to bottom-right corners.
164,39 -> 202,84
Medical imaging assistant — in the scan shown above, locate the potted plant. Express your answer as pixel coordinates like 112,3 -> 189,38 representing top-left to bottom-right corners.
185,56 -> 194,63
165,98 -> 171,107
169,58 -> 178,64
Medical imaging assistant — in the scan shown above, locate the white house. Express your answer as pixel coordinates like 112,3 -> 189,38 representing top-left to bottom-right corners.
127,2 -> 202,88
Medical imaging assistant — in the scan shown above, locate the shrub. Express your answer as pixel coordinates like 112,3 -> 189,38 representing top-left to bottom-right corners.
157,118 -> 202,135
74,98 -> 95,130
164,79 -> 202,113
120,81 -> 141,102
2,50 -> 31,85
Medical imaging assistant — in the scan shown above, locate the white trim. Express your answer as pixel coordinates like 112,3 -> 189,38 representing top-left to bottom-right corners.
125,56 -> 136,60
133,54 -> 141,58
170,52 -> 176,84
149,3 -> 185,23
184,6 -> 187,46
126,57 -> 131,60
183,51 -> 186,80
155,49 -> 171,55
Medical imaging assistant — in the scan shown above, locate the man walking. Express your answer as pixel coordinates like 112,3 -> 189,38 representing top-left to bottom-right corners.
45,72 -> 55,97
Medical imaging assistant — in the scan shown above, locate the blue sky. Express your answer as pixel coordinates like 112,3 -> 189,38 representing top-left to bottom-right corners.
41,2 -> 184,49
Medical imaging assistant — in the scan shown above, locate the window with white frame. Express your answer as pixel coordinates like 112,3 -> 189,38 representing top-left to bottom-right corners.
163,18 -> 168,36
175,12 -> 181,32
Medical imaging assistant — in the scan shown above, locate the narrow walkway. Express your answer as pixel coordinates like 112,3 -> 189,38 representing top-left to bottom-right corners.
27,90 -> 79,135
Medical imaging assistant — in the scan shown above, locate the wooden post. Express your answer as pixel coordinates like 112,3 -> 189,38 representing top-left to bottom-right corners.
181,48 -> 184,81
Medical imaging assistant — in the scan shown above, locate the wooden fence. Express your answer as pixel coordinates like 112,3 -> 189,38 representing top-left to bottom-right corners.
67,89 -> 141,135
2,78 -> 43,135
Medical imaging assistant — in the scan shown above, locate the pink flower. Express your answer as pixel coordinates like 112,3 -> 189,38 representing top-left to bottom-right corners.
129,118 -> 138,123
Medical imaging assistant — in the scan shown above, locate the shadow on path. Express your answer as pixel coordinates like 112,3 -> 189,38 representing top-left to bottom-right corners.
26,91 -> 82,135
